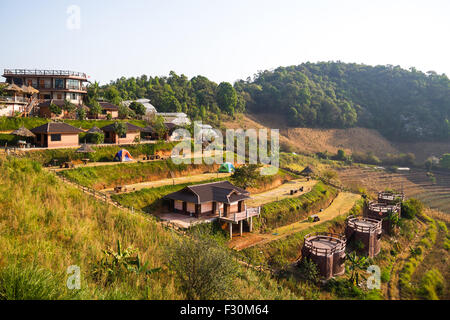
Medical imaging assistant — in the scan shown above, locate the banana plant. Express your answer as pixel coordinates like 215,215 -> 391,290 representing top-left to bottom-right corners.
347,252 -> 369,286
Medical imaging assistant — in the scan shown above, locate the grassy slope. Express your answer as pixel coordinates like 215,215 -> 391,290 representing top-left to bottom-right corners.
22,141 -> 176,166
0,116 -> 147,131
0,157 -> 300,300
111,178 -> 227,212
61,159 -> 218,189
254,181 -> 339,232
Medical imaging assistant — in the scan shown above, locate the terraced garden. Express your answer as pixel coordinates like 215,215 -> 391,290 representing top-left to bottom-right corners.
337,167 -> 450,213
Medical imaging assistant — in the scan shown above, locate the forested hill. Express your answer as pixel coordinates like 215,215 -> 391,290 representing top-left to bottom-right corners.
235,62 -> 450,141
99,62 -> 449,142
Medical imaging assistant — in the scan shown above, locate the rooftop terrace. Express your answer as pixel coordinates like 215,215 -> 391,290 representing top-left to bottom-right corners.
3,69 -> 87,79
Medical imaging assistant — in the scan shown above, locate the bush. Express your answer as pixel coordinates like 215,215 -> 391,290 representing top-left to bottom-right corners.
401,198 -> 424,219
167,234 -> 238,300
297,258 -> 319,283
417,269 -> 444,300
87,132 -> 104,144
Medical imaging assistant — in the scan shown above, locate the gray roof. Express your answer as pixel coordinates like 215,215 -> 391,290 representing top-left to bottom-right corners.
31,122 -> 84,134
87,126 -> 104,133
164,181 -> 250,204
100,122 -> 143,132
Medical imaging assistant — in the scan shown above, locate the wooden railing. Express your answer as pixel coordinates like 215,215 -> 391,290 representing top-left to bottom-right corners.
4,69 -> 87,78
219,206 -> 260,223
303,232 -> 346,255
368,202 -> 401,213
346,215 -> 382,233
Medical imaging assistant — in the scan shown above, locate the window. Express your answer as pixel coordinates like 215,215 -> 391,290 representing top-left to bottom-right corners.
71,93 -> 77,100
67,79 -> 79,90
50,134 -> 61,142
119,133 -> 127,138
54,79 -> 64,89
57,94 -> 62,100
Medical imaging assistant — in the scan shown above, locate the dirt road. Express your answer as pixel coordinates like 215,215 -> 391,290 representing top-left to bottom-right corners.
103,172 -> 232,194
246,179 -> 318,207
229,192 -> 361,251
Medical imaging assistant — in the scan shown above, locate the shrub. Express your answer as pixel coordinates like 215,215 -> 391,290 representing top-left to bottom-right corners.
417,269 -> 444,300
297,258 -> 319,283
401,198 -> 424,219
167,234 -> 238,300
87,132 -> 104,144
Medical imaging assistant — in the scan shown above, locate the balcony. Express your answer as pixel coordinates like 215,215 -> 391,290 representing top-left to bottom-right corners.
3,69 -> 87,80
0,96 -> 29,104
218,207 -> 261,223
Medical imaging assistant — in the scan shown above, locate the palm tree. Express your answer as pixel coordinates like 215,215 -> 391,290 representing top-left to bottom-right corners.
347,252 -> 369,286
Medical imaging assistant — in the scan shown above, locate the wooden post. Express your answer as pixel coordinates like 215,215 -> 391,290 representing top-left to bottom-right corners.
240,220 -> 243,236
249,216 -> 253,232
229,222 -> 233,240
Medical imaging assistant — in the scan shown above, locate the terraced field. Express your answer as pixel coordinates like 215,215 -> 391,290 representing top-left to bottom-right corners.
337,167 -> 450,213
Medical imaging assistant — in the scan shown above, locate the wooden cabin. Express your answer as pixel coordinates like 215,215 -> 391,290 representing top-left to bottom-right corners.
31,122 -> 83,148
100,122 -> 142,144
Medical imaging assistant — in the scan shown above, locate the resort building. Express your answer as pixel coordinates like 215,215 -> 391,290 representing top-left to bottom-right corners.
97,101 -> 119,119
163,181 -> 261,238
2,69 -> 89,109
0,83 -> 39,117
100,122 -> 142,144
123,98 -> 157,114
157,112 -> 191,126
31,122 -> 83,148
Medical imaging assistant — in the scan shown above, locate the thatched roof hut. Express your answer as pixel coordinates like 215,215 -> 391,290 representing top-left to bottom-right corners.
11,126 -> 36,138
76,143 -> 95,153
87,126 -> 103,134
300,166 -> 315,176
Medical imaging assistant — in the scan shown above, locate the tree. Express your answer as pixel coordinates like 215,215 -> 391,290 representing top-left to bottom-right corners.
216,82 -> 237,115
151,115 -> 168,140
76,107 -> 86,120
231,164 -> 260,189
347,252 -> 369,286
62,99 -> 76,115
49,103 -> 62,116
440,154 -> 450,169
129,101 -> 146,117
167,234 -> 238,300
113,122 -> 127,138
118,105 -> 130,119
88,99 -> 102,119
87,132 -> 104,144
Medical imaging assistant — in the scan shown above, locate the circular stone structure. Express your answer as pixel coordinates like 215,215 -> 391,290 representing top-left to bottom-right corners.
366,201 -> 401,232
346,216 -> 382,258
301,232 -> 346,279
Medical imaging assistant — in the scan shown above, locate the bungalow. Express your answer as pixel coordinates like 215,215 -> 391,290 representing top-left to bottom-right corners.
163,181 -> 261,238
100,122 -> 142,144
31,122 -> 83,148
97,101 -> 119,119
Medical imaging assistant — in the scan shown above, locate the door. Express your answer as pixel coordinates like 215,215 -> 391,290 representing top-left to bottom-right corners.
182,201 -> 187,214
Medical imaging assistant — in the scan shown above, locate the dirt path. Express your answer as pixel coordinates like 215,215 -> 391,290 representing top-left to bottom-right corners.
103,172 -> 232,194
229,192 -> 361,250
246,179 -> 318,207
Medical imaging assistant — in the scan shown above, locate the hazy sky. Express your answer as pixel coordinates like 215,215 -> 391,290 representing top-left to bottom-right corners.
1,0 -> 449,84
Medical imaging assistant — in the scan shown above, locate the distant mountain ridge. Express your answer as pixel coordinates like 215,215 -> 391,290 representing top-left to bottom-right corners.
234,62 -> 450,142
